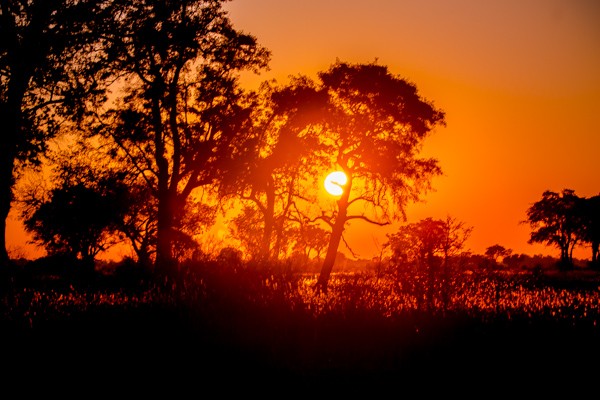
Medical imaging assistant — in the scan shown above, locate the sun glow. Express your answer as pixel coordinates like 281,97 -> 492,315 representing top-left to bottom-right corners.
324,171 -> 347,196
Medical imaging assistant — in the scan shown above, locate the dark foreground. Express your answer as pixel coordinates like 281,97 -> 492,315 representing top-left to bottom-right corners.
1,264 -> 599,395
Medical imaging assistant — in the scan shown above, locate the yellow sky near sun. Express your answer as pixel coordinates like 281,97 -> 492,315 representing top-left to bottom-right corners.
6,0 -> 600,261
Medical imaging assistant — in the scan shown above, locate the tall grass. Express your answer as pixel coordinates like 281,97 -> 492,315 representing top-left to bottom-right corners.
1,259 -> 599,386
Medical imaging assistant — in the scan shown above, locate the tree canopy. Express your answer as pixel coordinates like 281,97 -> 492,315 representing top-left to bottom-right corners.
90,0 -> 270,275
0,0 -> 111,266
312,61 -> 446,291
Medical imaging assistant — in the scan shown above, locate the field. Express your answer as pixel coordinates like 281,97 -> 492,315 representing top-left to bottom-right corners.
1,260 -> 600,394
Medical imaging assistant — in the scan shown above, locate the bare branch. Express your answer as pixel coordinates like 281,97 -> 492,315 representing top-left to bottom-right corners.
346,214 -> 391,226
341,234 -> 360,259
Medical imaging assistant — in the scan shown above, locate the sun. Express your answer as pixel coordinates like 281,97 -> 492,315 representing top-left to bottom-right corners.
324,171 -> 347,196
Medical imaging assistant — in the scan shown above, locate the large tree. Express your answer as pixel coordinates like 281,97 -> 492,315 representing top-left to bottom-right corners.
0,0 -> 110,266
93,0 -> 269,275
313,61 -> 446,292
524,189 -> 583,268
579,194 -> 600,265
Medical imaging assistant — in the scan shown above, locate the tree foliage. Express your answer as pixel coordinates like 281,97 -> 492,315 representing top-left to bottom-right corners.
523,189 -> 600,266
385,216 -> 471,311
0,0 -> 111,265
22,168 -> 128,266
485,244 -> 512,264
579,195 -> 600,265
90,0 -> 270,275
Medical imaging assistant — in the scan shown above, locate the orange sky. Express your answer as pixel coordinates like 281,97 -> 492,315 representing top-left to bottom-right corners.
6,0 -> 600,261
223,0 -> 600,260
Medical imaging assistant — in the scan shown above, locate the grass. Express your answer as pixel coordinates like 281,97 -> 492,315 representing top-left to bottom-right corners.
1,259 -> 599,393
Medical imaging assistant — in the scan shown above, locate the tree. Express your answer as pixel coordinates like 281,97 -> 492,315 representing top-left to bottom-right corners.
579,194 -> 600,265
290,224 -> 330,262
484,244 -> 512,264
92,0 -> 269,276
438,215 -> 472,309
220,77 -> 328,262
385,216 -> 470,311
229,205 -> 264,260
386,218 -> 446,311
523,189 -> 583,268
313,61 -> 446,292
22,171 -> 128,268
0,0 -> 111,266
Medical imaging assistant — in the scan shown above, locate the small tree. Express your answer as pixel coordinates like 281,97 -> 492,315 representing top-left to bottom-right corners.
386,218 -> 446,312
579,194 -> 600,265
220,77 -> 328,262
523,189 -> 582,268
92,0 -> 270,276
485,244 -> 512,265
0,0 -> 112,266
386,216 -> 471,312
23,177 -> 128,269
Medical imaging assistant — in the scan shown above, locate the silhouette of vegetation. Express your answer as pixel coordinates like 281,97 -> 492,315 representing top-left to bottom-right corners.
580,194 -> 600,266
20,157 -> 129,269
0,0 -> 112,266
309,61 -> 447,292
1,255 -> 599,388
524,189 -> 599,269
220,77 -> 328,262
485,244 -> 512,265
385,216 -> 472,312
86,0 -> 270,277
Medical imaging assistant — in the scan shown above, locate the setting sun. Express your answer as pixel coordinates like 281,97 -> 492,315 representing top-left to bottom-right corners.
324,171 -> 347,196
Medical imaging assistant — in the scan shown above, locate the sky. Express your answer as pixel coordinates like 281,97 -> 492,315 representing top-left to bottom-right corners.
223,0 -> 600,260
6,0 -> 600,261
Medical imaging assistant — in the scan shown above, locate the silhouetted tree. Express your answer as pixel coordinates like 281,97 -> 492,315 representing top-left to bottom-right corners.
579,194 -> 600,265
220,77 -> 327,261
92,0 -> 269,276
314,61 -> 446,292
386,218 -> 446,311
229,206 -> 263,260
523,189 -> 582,268
22,172 -> 128,269
438,215 -> 472,309
0,0 -> 111,266
485,244 -> 512,264
290,224 -> 330,262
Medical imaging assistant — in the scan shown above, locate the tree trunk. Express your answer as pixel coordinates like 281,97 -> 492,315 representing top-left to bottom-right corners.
426,252 -> 435,312
155,199 -> 174,275
316,177 -> 352,293
0,89 -> 23,267
152,94 -> 175,278
0,153 -> 14,267
260,176 -> 275,261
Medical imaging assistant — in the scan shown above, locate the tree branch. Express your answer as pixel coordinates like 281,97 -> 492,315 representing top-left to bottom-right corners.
341,234 -> 360,259
346,214 -> 390,226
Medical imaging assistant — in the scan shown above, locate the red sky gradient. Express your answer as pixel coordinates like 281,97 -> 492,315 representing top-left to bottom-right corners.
6,0 -> 600,261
